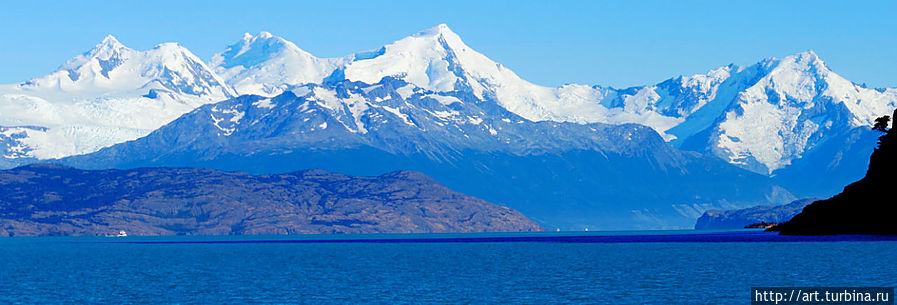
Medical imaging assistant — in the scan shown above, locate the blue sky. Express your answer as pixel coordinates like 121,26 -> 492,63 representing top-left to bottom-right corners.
1,0 -> 895,88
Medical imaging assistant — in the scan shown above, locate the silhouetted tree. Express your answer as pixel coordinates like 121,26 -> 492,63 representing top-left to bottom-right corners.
874,110 -> 897,151
872,115 -> 890,132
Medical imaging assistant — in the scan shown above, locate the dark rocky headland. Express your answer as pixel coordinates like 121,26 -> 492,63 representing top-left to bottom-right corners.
0,164 -> 542,236
771,111 -> 897,235
694,198 -> 815,230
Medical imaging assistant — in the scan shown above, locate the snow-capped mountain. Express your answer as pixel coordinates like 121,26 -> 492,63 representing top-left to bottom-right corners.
62,77 -> 792,229
210,32 -> 348,96
20,35 -> 234,99
622,51 -> 897,175
208,26 -> 897,178
0,35 -> 234,162
339,24 -> 622,126
5,25 -> 894,173
209,25 -> 682,137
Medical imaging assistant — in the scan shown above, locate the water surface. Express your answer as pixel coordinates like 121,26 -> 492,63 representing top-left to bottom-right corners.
1,230 -> 894,304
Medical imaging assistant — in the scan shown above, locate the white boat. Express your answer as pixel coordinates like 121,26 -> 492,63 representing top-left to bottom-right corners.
105,230 -> 128,237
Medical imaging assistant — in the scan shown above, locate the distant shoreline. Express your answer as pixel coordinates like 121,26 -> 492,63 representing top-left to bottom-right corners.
23,230 -> 897,244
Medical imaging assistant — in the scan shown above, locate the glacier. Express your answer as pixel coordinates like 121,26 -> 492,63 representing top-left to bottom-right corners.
0,35 -> 234,161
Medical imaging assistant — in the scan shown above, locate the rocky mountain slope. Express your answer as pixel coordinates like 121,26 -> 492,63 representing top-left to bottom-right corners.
60,78 -> 794,230
206,26 -> 896,197
210,27 -> 897,176
0,164 -> 541,236
694,198 -> 815,230
3,26 -> 894,179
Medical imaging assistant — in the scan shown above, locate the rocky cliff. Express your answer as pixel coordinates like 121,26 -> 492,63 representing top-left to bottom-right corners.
772,110 -> 897,235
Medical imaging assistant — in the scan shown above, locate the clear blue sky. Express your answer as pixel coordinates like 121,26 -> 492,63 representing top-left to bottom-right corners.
1,0 -> 895,88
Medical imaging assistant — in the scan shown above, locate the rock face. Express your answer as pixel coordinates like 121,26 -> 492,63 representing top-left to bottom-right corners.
0,164 -> 541,237
694,198 -> 815,230
772,113 -> 897,235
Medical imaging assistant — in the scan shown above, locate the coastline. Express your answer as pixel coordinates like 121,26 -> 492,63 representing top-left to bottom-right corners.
6,229 -> 897,244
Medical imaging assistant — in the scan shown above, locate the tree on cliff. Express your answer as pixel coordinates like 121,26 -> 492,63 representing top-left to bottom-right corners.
873,112 -> 897,151
872,115 -> 890,132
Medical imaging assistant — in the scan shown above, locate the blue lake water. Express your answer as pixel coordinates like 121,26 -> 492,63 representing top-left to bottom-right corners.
1,230 -> 896,304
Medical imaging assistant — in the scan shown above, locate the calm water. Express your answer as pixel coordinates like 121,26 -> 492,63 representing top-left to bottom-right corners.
1,231 -> 895,304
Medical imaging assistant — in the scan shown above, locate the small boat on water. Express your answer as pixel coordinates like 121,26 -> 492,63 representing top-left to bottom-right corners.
105,230 -> 128,237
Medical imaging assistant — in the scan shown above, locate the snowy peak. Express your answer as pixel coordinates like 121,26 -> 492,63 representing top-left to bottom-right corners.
255,31 -> 274,39
342,24 -> 565,117
761,50 -> 831,85
751,51 -> 833,95
415,23 -> 454,37
792,50 -> 824,66
100,34 -> 123,45
655,50 -> 828,116
207,25 -> 495,97
211,31 -> 314,69
591,49 -> 897,175
0,35 -> 236,160
411,23 -> 468,50
209,24 -> 567,124
774,50 -> 826,70
653,63 -> 741,117
699,50 -> 897,173
210,31 -> 347,96
87,35 -> 129,59
53,35 -> 136,83
17,35 -> 234,100
742,50 -> 886,126
139,42 -> 237,98
343,23 -> 480,92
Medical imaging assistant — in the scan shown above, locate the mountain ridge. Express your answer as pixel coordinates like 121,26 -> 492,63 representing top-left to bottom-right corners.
694,198 -> 816,230
60,77 -> 795,229
5,26 -> 894,177
0,163 -> 542,236
0,34 -> 235,162
204,27 -> 897,180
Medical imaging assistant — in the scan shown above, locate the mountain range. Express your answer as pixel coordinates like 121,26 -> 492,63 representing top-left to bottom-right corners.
2,24 -> 894,229
60,77 -> 793,229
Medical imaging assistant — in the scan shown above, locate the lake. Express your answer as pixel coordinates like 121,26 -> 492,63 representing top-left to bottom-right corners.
1,230 -> 895,304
